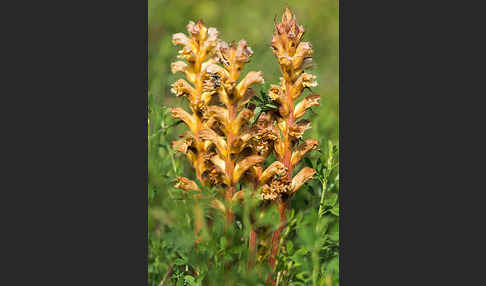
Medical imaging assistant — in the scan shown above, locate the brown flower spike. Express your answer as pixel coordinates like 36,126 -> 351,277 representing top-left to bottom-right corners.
266,6 -> 320,276
264,7 -> 320,202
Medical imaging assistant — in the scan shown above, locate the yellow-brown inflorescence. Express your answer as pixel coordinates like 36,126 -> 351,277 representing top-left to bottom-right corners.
265,6 -> 320,275
170,20 -> 220,186
262,6 -> 320,202
199,39 -> 265,218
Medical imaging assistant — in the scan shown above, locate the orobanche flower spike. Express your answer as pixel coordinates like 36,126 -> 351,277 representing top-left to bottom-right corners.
199,40 -> 265,221
170,20 -> 220,186
264,6 -> 320,202
266,5 -> 321,274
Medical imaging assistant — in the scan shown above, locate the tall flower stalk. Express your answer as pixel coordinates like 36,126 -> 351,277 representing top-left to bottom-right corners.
263,6 -> 320,276
199,40 -> 265,223
170,20 -> 220,186
169,20 -> 221,242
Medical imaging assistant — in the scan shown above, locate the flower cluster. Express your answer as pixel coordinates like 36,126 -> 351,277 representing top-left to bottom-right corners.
169,7 -> 320,222
261,6 -> 320,201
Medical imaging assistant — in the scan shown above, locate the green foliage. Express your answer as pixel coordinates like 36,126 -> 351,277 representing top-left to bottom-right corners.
149,1 -> 338,285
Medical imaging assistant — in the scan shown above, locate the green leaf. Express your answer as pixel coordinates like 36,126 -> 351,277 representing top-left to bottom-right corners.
330,204 -> 339,216
174,258 -> 187,266
294,248 -> 308,257
184,275 -> 196,286
287,241 -> 294,254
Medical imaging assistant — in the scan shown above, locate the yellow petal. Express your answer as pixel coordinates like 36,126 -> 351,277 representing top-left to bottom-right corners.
172,33 -> 191,46
294,94 -> 320,118
210,199 -> 226,213
231,127 -> 258,153
172,138 -> 190,154
292,42 -> 313,70
236,88 -> 257,111
233,109 -> 253,134
268,84 -> 283,101
291,139 -> 319,166
205,106 -> 228,128
210,154 -> 226,174
170,79 -> 196,101
235,40 -> 254,63
205,63 -> 231,83
199,129 -> 228,158
232,190 -> 245,202
201,27 -> 219,52
170,108 -> 197,134
170,61 -> 188,74
291,167 -> 316,193
236,71 -> 264,100
274,137 -> 285,159
233,155 -> 265,183
174,177 -> 200,191
291,73 -> 317,99
289,119 -> 311,139
260,161 -> 287,184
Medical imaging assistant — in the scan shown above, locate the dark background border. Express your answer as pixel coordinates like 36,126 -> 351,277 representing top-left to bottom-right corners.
4,0 -> 479,284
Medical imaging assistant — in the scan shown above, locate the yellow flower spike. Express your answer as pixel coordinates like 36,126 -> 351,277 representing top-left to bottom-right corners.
200,37 -> 264,221
170,20 -> 222,185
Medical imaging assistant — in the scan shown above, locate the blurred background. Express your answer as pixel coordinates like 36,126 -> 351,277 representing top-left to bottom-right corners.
149,0 -> 339,143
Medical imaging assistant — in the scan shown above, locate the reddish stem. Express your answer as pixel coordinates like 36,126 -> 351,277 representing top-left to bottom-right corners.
266,200 -> 287,284
224,104 -> 237,224
248,229 -> 258,269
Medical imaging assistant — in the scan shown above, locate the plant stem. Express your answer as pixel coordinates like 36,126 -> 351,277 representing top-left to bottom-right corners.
318,179 -> 327,218
267,200 -> 287,284
224,103 -> 237,224
247,228 -> 257,269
